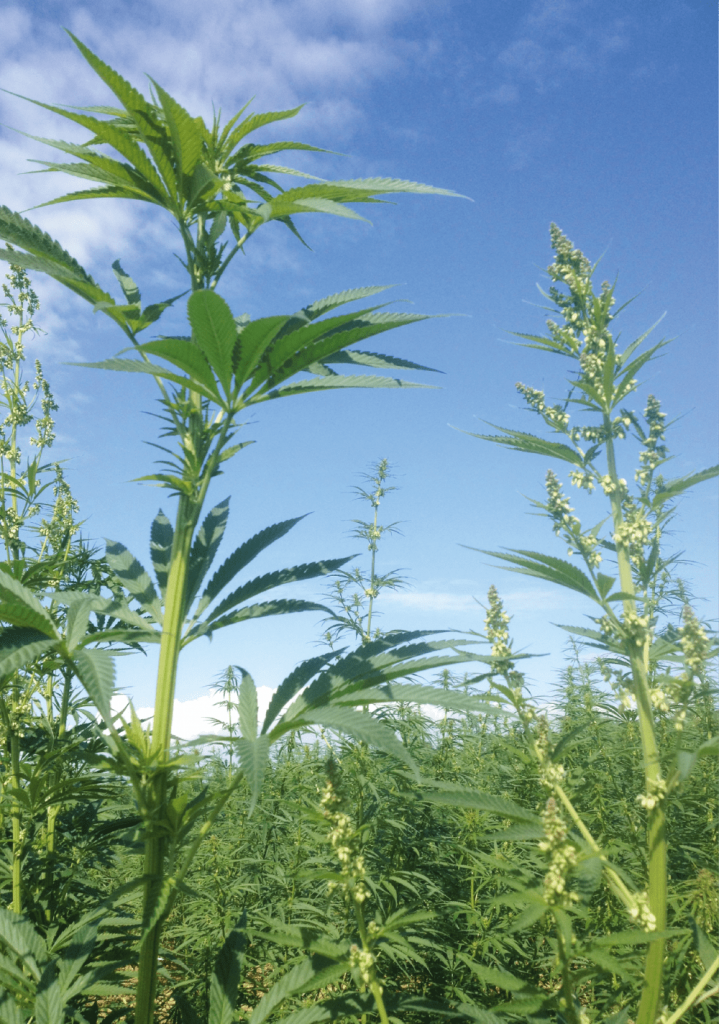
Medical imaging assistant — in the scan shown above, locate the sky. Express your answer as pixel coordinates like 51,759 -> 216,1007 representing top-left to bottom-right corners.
1,0 -> 716,736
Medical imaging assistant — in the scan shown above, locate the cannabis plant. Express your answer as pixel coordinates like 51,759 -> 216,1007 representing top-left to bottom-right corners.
0,34 -> 474,1023
457,226 -> 718,1023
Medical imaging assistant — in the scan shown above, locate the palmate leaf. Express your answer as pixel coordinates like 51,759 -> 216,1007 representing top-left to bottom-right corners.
105,541 -> 163,622
185,498 -> 230,613
72,648 -> 115,723
195,515 -> 306,617
187,290 -> 237,393
467,425 -> 584,466
34,963 -> 64,1024
276,633 -> 475,729
653,464 -> 719,505
150,510 -> 174,598
185,599 -> 328,643
420,782 -> 540,823
0,570 -> 58,636
474,547 -> 600,601
208,915 -> 246,1024
151,80 -> 204,180
202,558 -> 350,624
261,651 -> 342,734
249,958 -> 348,1024
0,628 -> 57,677
296,706 -> 416,772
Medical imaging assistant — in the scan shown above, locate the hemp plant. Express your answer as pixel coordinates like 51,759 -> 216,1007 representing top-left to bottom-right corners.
0,35 -> 473,1022
323,458 -> 405,647
463,227 -> 718,1023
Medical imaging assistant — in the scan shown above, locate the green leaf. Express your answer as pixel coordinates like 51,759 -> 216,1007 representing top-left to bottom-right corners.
0,908 -> 47,978
421,784 -> 539,822
0,628 -> 57,677
249,958 -> 347,1024
34,963 -> 64,1024
653,465 -> 719,505
150,510 -> 174,599
73,648 -> 115,723
187,599 -> 328,642
208,916 -> 246,1024
238,669 -> 258,739
319,348 -> 440,373
233,316 -> 290,390
300,285 -> 395,320
151,80 -> 204,179
75,357 -> 221,404
298,706 -> 416,772
138,338 -> 220,397
265,373 -> 431,400
0,570 -> 58,636
111,259 -> 141,305
261,651 -> 342,734
467,425 -> 583,465
187,290 -> 237,393
197,516 -> 306,617
105,541 -> 163,622
474,548 -> 600,602
204,558 -> 350,624
185,499 -> 230,613
236,735 -> 270,814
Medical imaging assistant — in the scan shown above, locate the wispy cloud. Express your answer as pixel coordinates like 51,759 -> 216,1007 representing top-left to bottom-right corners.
0,0 -> 438,298
480,0 -> 631,105
112,686 -> 277,741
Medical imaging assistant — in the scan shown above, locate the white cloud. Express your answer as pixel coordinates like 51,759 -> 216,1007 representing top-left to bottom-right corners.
112,686 -> 277,740
0,0 -> 438,294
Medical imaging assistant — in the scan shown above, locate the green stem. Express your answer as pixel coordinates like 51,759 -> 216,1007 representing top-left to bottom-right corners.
604,421 -> 667,1024
662,954 -> 719,1024
365,504 -> 379,642
10,729 -> 21,914
135,409 -> 234,1024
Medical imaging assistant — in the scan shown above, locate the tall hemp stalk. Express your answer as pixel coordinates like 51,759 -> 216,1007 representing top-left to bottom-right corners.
464,226 -> 718,1023
0,264 -> 84,918
0,34 -> 476,1021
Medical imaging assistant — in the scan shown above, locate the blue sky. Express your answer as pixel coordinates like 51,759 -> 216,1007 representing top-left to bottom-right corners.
1,0 -> 716,729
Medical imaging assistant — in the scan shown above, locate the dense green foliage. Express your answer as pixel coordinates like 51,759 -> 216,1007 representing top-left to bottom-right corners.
0,33 -> 716,1024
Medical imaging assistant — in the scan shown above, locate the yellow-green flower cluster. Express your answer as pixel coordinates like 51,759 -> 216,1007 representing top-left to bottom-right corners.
628,891 -> 657,932
349,944 -> 376,987
321,780 -> 369,905
484,584 -> 515,669
678,604 -> 710,681
538,797 -> 579,907
545,470 -> 579,536
636,395 -> 668,489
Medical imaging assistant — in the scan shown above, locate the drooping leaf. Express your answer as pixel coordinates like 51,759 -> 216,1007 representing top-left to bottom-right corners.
261,651 -> 345,734
236,735 -> 270,813
653,465 -> 719,505
73,648 -> 115,723
248,957 -> 347,1024
150,510 -> 174,599
474,548 -> 600,602
185,499 -> 230,613
238,669 -> 258,739
197,515 -> 306,617
420,782 -> 540,823
105,541 -> 163,621
0,627 -> 58,678
208,915 -> 246,1024
0,570 -> 58,636
467,425 -> 584,466
298,706 -> 416,772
